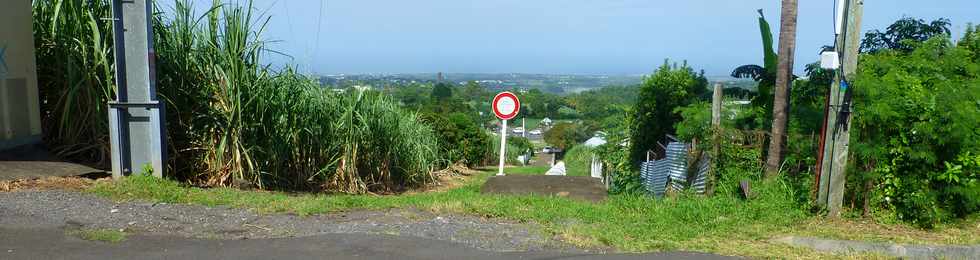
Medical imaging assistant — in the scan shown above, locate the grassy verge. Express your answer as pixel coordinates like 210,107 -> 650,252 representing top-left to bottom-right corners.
69,228 -> 127,243
88,168 -> 977,258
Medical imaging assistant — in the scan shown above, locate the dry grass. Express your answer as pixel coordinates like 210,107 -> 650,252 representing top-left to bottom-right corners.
790,217 -> 980,245
0,177 -> 97,192
411,163 -> 481,194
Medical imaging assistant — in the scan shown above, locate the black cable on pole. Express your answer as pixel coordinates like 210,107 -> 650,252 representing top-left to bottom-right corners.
312,0 -> 325,71
836,0 -> 854,129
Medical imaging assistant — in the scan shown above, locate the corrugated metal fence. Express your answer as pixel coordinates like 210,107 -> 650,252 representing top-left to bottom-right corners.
639,141 -> 710,198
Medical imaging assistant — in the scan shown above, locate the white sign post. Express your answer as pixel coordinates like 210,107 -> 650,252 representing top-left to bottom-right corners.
492,92 -> 520,176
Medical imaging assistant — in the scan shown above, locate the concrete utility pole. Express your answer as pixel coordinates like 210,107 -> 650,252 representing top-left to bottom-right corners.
108,0 -> 167,178
817,0 -> 863,217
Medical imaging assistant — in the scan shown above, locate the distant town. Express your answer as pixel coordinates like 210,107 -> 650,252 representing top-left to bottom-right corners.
319,73 -> 755,94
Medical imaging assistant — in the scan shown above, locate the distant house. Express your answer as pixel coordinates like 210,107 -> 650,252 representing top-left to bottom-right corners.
540,118 -> 553,126
584,136 -> 607,148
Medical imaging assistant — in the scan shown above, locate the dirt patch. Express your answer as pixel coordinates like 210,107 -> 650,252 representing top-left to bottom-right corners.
0,144 -> 106,181
410,163 -> 481,193
480,175 -> 606,202
0,176 -> 98,192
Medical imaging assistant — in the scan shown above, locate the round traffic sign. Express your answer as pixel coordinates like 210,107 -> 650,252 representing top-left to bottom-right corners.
492,92 -> 520,120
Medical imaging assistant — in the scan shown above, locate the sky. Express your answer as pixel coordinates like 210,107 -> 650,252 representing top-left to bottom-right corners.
177,0 -> 978,76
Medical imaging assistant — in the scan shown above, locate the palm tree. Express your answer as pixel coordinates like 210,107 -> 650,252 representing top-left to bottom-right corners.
765,0 -> 800,178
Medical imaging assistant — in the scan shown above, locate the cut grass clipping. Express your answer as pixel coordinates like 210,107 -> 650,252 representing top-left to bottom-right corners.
69,228 -> 127,243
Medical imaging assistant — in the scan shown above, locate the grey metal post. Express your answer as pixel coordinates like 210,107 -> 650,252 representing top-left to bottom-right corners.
109,0 -> 167,178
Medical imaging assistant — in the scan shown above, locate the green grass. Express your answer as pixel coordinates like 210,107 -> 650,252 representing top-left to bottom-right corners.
88,168 -> 805,256
563,146 -> 594,176
87,168 -> 979,259
522,118 -> 544,130
497,166 -> 550,175
69,228 -> 127,243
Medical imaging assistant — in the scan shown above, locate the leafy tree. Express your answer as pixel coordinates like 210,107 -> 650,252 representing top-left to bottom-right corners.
425,112 -> 491,167
629,60 -> 708,163
389,83 -> 432,108
459,81 -> 489,102
557,106 -> 580,119
861,17 -> 951,53
851,27 -> 980,226
431,82 -> 453,101
674,102 -> 712,142
544,122 -> 589,150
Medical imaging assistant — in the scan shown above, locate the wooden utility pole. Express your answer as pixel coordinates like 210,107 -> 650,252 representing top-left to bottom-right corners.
712,83 -> 723,127
765,0 -> 800,178
709,83 -> 723,195
817,0 -> 863,217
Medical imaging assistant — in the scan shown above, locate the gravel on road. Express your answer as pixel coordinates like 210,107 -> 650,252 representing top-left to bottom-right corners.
0,190 -> 585,253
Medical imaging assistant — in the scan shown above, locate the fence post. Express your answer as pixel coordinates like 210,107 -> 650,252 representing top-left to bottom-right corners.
708,83 -> 723,195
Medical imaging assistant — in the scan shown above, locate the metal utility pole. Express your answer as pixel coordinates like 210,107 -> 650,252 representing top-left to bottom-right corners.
522,117 -> 526,138
817,0 -> 863,217
108,0 -> 167,178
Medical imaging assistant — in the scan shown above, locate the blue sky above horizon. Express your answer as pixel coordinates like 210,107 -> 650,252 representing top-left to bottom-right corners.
175,0 -> 977,76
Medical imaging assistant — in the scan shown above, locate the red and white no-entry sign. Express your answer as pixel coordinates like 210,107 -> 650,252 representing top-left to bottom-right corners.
491,92 -> 520,176
492,92 -> 520,120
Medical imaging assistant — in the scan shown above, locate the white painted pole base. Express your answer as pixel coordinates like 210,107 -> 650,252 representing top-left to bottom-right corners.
498,119 -> 508,176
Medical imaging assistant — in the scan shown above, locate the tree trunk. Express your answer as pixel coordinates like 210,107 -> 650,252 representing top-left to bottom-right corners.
862,179 -> 873,217
765,0 -> 799,178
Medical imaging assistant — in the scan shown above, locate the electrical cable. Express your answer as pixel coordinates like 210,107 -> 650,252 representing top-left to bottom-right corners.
312,0 -> 325,73
281,0 -> 299,68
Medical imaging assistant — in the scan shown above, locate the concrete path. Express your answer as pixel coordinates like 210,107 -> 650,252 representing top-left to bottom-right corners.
545,161 -> 567,175
0,144 -> 104,181
775,236 -> 980,259
0,226 -> 732,260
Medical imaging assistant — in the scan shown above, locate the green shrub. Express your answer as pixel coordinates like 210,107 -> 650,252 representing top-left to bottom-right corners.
851,29 -> 980,226
629,60 -> 709,164
674,102 -> 712,142
425,112 -> 492,167
544,122 -> 588,150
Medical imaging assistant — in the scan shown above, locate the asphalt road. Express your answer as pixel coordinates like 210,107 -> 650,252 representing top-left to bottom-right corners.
1,227 -> 734,260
